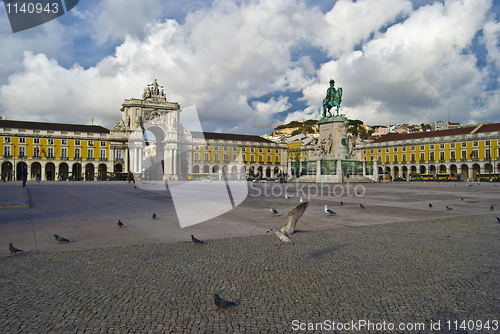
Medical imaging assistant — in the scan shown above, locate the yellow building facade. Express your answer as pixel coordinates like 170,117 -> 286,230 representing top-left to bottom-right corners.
356,123 -> 500,181
0,120 -> 126,181
191,132 -> 286,179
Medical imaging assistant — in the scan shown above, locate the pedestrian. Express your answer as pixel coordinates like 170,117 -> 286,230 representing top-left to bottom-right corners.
128,171 -> 135,184
22,166 -> 28,187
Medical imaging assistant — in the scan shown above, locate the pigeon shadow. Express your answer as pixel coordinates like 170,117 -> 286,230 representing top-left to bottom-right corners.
310,245 -> 344,258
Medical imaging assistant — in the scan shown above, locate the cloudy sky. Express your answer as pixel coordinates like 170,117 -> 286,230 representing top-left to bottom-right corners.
0,0 -> 499,134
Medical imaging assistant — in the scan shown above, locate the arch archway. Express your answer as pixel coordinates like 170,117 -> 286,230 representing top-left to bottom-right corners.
72,163 -> 82,180
265,166 -> 271,178
213,165 -> 219,173
420,165 -> 426,174
439,165 -> 446,173
450,164 -> 457,176
98,164 -> 107,181
2,161 -> 13,181
257,166 -> 263,178
472,163 -> 480,180
31,162 -> 41,179
85,163 -> 95,181
16,161 -> 27,181
461,164 -> 468,180
393,166 -> 399,178
203,165 -> 210,174
402,166 -> 408,179
193,165 -> 200,173
45,162 -> 55,181
484,163 -> 493,174
114,164 -> 123,173
410,165 -> 417,174
429,165 -> 436,175
59,162 -> 69,180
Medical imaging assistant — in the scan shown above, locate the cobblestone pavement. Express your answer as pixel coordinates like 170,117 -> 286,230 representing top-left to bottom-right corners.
2,213 -> 500,333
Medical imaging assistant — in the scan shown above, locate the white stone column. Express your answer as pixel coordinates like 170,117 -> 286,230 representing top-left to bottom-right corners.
316,160 -> 322,182
373,159 -> 378,182
337,160 -> 342,182
138,147 -> 143,174
41,164 -> 46,181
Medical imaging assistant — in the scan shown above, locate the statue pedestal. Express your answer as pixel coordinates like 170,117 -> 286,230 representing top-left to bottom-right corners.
317,115 -> 350,161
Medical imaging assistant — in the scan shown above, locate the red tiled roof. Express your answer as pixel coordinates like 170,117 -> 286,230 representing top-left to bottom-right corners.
192,132 -> 274,143
0,120 -> 109,133
474,123 -> 500,134
371,126 -> 479,143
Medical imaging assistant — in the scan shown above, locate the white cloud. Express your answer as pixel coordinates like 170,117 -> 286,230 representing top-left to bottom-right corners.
0,0 -> 499,133
302,0 -> 495,125
93,0 -> 164,43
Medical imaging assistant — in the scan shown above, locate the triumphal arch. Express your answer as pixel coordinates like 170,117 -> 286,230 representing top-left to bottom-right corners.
112,79 -> 192,181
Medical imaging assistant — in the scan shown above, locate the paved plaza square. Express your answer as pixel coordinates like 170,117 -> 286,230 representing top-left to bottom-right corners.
1,181 -> 499,333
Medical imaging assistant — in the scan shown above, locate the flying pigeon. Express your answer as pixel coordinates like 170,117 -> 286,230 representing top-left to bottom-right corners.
491,206 -> 494,211
118,220 -> 123,227
271,207 -> 278,216
54,234 -> 69,243
300,197 -> 303,202
428,203 -> 432,208
279,202 -> 308,235
360,204 -> 365,209
461,198 -> 464,201
9,243 -> 22,254
285,195 -> 290,199
267,228 -> 293,247
191,235 -> 206,244
497,217 -> 500,223
340,201 -> 343,206
324,205 -> 335,215
152,212 -> 157,219
446,206 -> 453,211
267,202 -> 308,247
214,294 -> 236,311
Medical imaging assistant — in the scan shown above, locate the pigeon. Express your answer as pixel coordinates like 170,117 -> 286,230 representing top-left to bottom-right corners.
118,220 -> 123,227
285,195 -> 290,199
54,234 -> 69,243
267,202 -> 308,247
360,204 -> 365,209
9,243 -> 22,254
324,205 -> 335,215
267,228 -> 293,246
270,207 -> 278,216
340,201 -> 343,206
152,212 -> 157,219
491,206 -> 494,211
446,206 -> 453,211
497,217 -> 500,223
461,198 -> 464,201
428,203 -> 433,208
214,294 -> 236,311
300,197 -> 303,202
191,235 -> 206,244
278,202 -> 308,235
